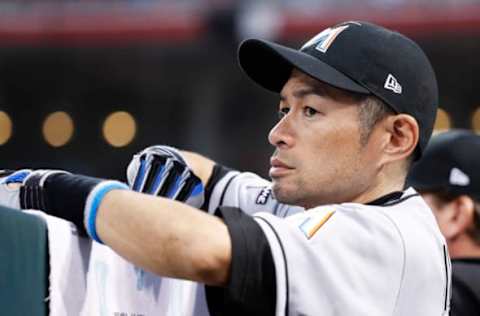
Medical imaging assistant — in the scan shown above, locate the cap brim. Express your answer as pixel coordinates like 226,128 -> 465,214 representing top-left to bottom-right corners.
238,39 -> 370,94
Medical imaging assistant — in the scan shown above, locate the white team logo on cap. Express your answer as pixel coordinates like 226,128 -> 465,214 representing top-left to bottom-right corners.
384,74 -> 402,94
449,167 -> 470,186
301,25 -> 350,53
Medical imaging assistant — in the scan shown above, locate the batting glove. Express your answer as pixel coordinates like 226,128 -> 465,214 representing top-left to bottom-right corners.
127,145 -> 205,209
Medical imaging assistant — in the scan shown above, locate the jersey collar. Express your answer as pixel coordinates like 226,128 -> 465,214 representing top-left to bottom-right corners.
366,191 -> 404,206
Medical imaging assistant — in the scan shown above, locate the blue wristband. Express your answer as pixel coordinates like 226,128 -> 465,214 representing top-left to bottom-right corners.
84,181 -> 129,243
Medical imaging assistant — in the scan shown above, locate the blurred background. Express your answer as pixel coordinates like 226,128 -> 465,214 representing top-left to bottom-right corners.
0,0 -> 478,180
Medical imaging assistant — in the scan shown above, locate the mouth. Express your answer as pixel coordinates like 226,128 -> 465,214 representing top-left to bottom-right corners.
269,157 -> 294,178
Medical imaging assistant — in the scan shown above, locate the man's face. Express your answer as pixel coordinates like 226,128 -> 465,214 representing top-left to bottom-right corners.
268,70 -> 382,208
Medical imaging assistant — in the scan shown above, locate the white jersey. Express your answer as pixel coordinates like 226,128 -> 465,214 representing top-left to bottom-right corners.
253,188 -> 451,315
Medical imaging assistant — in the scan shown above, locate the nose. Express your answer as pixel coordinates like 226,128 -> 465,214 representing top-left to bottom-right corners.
268,114 -> 295,149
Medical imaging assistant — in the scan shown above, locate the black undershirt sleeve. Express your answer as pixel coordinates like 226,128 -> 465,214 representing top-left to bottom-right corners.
205,206 -> 277,316
201,164 -> 233,212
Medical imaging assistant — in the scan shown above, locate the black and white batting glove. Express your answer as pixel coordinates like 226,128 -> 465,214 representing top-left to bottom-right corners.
126,145 -> 205,209
1,169 -> 128,243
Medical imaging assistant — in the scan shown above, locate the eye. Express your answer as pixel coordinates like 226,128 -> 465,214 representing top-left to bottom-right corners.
278,107 -> 289,120
304,106 -> 318,117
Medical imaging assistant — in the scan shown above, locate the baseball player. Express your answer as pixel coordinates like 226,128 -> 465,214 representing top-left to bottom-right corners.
1,21 -> 451,315
408,129 -> 480,315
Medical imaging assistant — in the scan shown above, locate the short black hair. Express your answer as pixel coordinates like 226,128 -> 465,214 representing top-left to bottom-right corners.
357,95 -> 394,146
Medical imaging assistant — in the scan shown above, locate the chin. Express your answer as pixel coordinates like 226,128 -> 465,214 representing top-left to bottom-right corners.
272,183 -> 305,206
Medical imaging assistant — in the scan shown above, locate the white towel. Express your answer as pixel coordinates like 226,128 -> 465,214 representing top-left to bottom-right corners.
80,242 -> 199,316
25,210 -> 90,316
26,210 -> 207,316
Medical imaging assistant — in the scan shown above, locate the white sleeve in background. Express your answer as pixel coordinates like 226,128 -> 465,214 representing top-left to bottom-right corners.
207,171 -> 303,217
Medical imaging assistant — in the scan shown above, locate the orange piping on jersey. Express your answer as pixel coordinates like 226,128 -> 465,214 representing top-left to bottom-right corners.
306,210 -> 335,239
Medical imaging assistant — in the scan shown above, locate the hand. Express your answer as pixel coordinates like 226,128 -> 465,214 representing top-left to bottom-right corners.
127,145 -> 205,208
0,169 -> 32,209
1,169 -> 32,184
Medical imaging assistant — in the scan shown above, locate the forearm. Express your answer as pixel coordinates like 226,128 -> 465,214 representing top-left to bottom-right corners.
96,189 -> 232,286
180,150 -> 215,186
3,166 -> 232,286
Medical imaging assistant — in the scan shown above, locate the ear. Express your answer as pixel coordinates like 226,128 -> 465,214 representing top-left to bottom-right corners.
445,195 -> 476,240
381,114 -> 419,163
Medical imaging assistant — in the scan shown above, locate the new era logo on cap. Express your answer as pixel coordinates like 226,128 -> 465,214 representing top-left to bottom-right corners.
449,167 -> 470,186
384,74 -> 402,94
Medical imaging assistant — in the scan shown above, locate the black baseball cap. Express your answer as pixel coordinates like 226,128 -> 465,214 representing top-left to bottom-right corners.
407,130 -> 480,201
238,21 -> 438,157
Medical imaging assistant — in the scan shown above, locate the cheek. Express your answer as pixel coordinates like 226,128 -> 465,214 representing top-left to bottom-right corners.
318,127 -> 364,164
432,209 -> 449,227
309,118 -> 360,150
305,133 -> 363,181
299,112 -> 365,175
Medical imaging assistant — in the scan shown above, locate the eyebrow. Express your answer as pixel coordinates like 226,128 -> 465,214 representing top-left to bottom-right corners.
279,86 -> 327,101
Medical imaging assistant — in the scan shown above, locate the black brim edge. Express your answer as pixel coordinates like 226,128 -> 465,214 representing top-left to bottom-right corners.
238,39 -> 370,94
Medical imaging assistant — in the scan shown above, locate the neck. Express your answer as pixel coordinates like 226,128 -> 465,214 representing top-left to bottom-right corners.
352,169 -> 406,204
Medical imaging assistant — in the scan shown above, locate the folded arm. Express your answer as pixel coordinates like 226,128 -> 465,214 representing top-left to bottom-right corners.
97,189 -> 232,286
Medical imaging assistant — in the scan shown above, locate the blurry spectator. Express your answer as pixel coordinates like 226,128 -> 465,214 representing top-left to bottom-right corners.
408,129 -> 480,316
